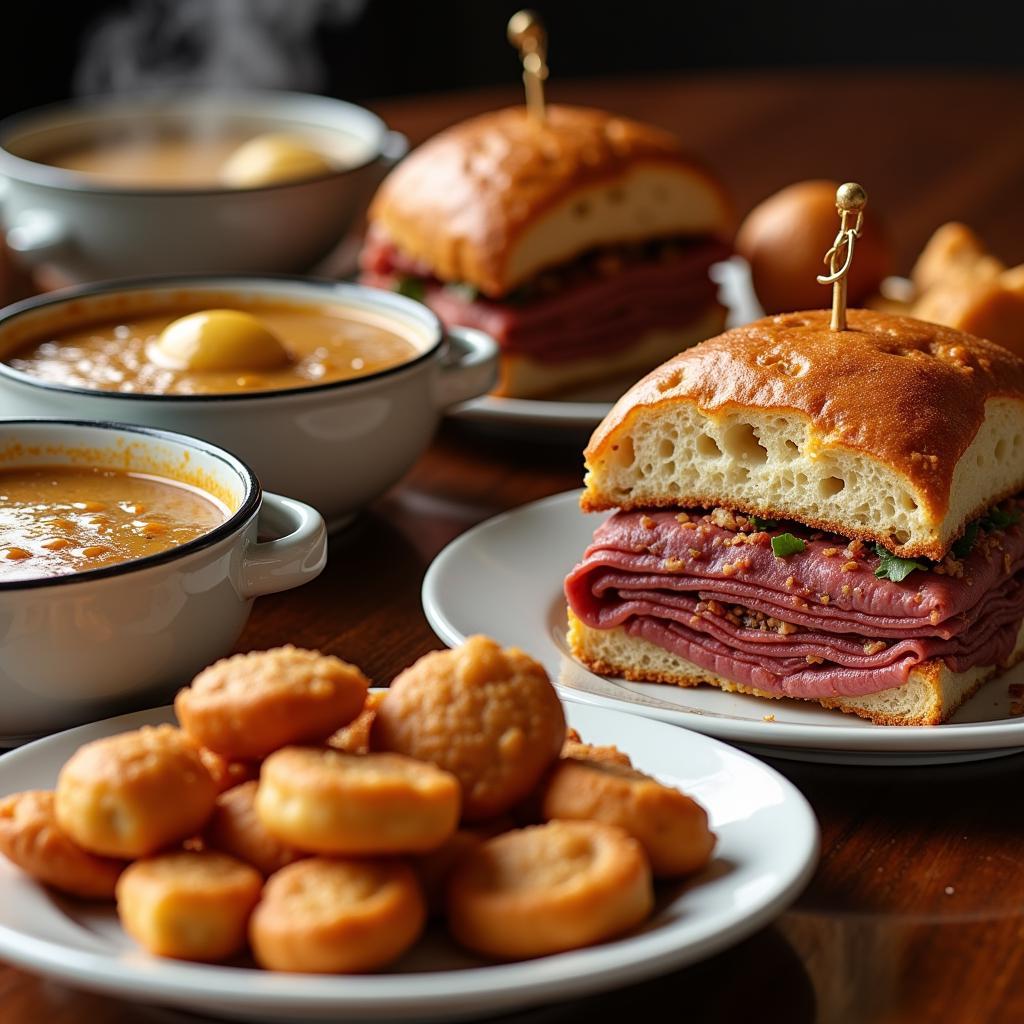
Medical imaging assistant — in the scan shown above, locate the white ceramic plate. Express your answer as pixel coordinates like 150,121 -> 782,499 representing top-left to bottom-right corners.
449,259 -> 763,439
422,490 -> 1024,766
0,703 -> 816,1023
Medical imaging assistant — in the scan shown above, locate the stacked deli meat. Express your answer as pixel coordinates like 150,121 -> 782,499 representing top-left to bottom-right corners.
565,309 -> 1024,724
360,106 -> 732,399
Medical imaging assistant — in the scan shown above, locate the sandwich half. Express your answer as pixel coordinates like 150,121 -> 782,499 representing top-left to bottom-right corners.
565,308 -> 1024,724
360,105 -> 732,398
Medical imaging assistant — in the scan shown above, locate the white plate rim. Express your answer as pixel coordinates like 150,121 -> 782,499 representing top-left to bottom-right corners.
421,489 -> 1024,756
0,703 -> 818,1020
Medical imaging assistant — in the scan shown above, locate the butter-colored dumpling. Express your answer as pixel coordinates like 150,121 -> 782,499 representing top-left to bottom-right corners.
220,133 -> 334,188
150,310 -> 291,372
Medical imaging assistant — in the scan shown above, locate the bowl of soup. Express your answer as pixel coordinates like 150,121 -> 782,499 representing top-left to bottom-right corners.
0,90 -> 406,283
0,277 -> 498,527
0,419 -> 327,743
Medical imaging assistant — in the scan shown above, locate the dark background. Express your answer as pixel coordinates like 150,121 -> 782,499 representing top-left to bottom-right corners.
0,0 -> 1017,119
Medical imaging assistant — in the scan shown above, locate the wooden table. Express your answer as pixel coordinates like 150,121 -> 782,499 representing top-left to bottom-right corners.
4,71 -> 1024,1024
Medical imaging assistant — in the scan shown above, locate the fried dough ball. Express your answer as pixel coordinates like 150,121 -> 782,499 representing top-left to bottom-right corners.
0,790 -> 126,899
175,646 -> 369,760
205,781 -> 305,877
561,733 -> 633,768
372,636 -> 566,821
256,748 -> 460,855
540,759 -> 715,878
198,748 -> 261,794
327,690 -> 386,754
116,850 -> 262,962
55,725 -> 218,859
447,821 -> 653,959
250,858 -> 425,973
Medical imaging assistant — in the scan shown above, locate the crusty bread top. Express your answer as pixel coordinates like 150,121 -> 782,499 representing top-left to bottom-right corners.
583,309 -> 1024,559
367,105 -> 731,297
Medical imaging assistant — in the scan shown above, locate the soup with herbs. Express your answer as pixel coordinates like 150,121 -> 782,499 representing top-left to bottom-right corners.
0,466 -> 228,582
4,300 -> 423,396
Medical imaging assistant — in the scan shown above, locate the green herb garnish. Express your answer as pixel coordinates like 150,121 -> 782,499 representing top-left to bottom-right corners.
750,515 -> 780,530
395,276 -> 426,302
950,505 -> 1020,559
873,543 -> 929,583
982,505 -> 1021,531
952,521 -> 980,559
770,533 -> 806,558
445,282 -> 481,302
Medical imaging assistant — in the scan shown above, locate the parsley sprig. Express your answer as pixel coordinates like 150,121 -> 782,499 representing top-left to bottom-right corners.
770,533 -> 806,558
872,544 -> 929,583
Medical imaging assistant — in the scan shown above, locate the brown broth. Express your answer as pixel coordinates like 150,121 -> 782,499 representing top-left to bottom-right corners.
0,466 -> 228,582
41,129 -> 364,188
6,303 -> 422,395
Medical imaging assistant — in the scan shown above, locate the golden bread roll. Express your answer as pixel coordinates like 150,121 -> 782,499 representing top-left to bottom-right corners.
175,646 -> 369,760
249,858 -> 425,973
447,821 -> 653,959
116,850 -> 262,962
0,790 -> 125,899
736,180 -> 891,314
55,725 -> 217,858
582,309 -> 1024,560
369,105 -> 731,298
372,636 -> 566,820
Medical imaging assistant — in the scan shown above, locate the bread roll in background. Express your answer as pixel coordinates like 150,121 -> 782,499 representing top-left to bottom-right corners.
736,180 -> 891,314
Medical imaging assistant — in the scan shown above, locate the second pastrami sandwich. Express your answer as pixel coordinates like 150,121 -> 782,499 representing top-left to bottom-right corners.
360,105 -> 732,399
565,308 -> 1024,725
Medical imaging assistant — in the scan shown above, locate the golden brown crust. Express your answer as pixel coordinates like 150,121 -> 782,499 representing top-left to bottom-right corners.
371,636 -> 566,821
368,105 -> 731,297
0,790 -> 126,899
175,646 -> 369,761
583,309 -> 1024,557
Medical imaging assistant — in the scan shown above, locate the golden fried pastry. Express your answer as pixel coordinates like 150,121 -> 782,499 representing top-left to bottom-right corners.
0,790 -> 125,899
205,781 -> 305,877
413,829 -> 482,916
327,689 -> 386,754
372,636 -> 566,820
256,747 -> 460,855
561,734 -> 633,767
116,850 -> 262,962
250,857 -> 425,973
175,646 -> 369,760
447,820 -> 652,959
198,748 -> 261,794
55,725 -> 217,859
540,758 -> 715,878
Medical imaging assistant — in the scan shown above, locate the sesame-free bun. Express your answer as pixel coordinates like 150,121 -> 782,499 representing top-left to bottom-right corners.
567,609 -> 1024,726
368,105 -> 731,298
582,309 -> 1024,560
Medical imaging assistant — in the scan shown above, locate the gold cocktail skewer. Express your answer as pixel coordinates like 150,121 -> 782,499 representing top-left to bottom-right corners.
507,10 -> 549,124
817,182 -> 868,330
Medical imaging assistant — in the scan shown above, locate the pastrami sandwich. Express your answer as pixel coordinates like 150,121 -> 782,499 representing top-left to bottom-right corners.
360,105 -> 732,399
564,308 -> 1024,725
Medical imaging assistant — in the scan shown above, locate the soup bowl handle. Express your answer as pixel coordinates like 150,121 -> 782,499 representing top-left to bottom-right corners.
433,325 -> 500,409
5,208 -> 70,263
238,492 -> 328,599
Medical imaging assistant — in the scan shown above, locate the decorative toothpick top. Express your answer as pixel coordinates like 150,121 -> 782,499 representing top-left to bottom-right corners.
816,182 -> 868,331
507,10 -> 549,124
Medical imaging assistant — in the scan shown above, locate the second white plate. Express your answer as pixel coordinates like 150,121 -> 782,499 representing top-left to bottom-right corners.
0,701 -> 816,1023
422,490 -> 1024,765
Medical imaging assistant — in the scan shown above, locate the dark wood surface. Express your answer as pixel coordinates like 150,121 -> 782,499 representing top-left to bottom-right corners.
4,71 -> 1024,1024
